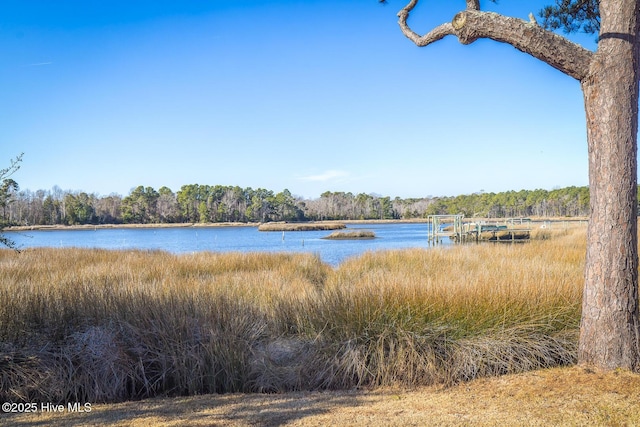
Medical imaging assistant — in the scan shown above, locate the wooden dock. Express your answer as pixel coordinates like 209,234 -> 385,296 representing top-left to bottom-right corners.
461,225 -> 531,242
427,215 -> 531,243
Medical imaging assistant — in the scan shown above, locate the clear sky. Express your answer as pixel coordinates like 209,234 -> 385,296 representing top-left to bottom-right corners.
1,1 -> 599,199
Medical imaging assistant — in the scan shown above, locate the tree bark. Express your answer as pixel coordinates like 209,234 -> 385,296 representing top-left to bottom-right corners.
397,3 -> 593,80
578,0 -> 640,370
397,0 -> 640,370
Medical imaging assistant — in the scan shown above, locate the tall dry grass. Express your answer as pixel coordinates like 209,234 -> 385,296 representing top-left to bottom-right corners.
285,226 -> 584,388
0,226 -> 586,403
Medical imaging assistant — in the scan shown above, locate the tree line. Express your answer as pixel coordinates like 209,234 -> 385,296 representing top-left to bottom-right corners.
0,182 -> 607,227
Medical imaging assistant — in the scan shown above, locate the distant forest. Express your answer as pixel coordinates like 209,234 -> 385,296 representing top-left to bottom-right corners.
0,182 -> 608,227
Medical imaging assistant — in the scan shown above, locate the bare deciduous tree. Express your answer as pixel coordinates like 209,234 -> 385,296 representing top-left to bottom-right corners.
0,153 -> 23,249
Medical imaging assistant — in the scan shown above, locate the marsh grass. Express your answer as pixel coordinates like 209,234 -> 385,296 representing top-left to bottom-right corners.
258,222 -> 345,231
323,230 -> 376,240
0,227 -> 586,403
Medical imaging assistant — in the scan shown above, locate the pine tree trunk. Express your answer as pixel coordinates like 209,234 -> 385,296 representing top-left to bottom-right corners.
578,0 -> 640,370
396,0 -> 640,370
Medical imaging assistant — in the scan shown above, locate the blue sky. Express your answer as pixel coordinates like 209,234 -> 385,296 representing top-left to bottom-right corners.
1,1 -> 598,199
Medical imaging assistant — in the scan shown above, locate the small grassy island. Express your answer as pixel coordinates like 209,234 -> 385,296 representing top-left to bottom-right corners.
323,230 -> 376,240
258,222 -> 346,232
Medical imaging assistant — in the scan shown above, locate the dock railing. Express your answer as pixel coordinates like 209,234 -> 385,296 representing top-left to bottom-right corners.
427,215 -> 532,243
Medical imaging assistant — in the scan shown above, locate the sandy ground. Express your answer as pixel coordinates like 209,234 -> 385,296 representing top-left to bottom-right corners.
3,366 -> 639,426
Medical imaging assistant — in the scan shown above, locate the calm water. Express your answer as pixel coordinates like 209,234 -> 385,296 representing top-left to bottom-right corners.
5,223 -> 445,266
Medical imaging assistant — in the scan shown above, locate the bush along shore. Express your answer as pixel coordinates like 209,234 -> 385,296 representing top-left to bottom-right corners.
0,227 -> 583,403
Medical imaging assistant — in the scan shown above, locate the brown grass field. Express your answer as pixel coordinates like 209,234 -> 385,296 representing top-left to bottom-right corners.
2,223 -> 640,425
4,366 -> 640,426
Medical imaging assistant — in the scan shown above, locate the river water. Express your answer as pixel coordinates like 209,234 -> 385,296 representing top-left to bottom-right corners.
5,222 -> 443,266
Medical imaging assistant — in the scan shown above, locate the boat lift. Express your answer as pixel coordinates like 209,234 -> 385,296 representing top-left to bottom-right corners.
427,214 -> 464,243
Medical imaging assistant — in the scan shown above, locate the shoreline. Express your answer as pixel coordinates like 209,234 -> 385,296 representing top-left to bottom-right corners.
4,222 -> 260,232
3,217 -> 588,232
4,219 -> 425,232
